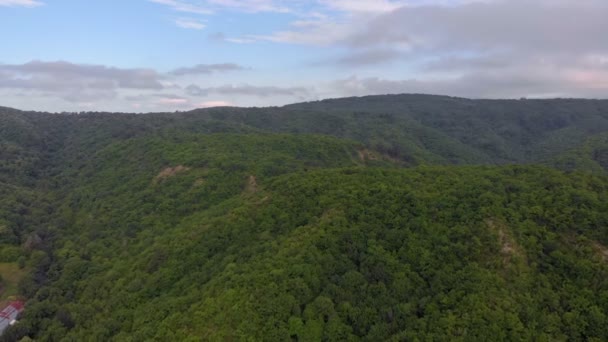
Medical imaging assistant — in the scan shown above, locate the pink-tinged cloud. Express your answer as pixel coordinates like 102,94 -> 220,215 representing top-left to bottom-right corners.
566,70 -> 608,89
158,98 -> 190,106
198,100 -> 233,108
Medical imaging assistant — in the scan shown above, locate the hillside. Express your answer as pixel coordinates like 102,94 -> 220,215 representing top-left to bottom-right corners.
283,95 -> 608,166
4,95 -> 608,170
0,95 -> 607,340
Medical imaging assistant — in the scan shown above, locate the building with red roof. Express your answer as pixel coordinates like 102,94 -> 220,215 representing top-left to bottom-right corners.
0,301 -> 24,336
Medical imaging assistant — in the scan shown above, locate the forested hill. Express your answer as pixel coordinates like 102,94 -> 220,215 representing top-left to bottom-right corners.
282,95 -> 608,168
0,95 -> 608,340
3,94 -> 608,170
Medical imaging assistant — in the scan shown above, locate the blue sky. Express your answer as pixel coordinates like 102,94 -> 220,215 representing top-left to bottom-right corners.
1,0 -> 607,112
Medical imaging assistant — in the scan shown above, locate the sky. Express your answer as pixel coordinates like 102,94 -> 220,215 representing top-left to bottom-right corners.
0,0 -> 607,112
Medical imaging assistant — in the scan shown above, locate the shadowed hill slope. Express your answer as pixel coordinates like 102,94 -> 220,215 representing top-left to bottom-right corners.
4,94 -> 608,170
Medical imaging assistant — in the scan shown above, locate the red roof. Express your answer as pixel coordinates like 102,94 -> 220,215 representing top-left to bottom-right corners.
0,301 -> 24,319
9,301 -> 24,311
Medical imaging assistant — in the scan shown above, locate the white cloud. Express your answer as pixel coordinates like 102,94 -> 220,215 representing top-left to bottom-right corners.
318,0 -> 407,13
252,18 -> 354,46
149,0 -> 292,15
198,100 -> 233,107
6,0 -> 608,111
158,97 -> 190,106
148,0 -> 212,15
0,61 -> 250,107
185,84 -> 309,97
0,60 -> 164,102
175,17 -> 206,29
328,62 -> 608,99
224,37 -> 257,44
169,63 -> 245,76
348,0 -> 608,53
0,0 -> 43,7
207,0 -> 290,13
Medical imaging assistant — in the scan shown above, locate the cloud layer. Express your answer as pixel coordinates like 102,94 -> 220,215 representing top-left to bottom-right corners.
185,84 -> 309,97
299,0 -> 608,99
0,61 -> 164,102
2,0 -> 608,111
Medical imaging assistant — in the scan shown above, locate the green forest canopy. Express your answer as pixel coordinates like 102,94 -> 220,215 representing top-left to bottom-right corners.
0,95 -> 607,341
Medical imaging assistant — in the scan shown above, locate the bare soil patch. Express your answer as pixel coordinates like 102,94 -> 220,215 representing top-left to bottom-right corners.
154,165 -> 191,183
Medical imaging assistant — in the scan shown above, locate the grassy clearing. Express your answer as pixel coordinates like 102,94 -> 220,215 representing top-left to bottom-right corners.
0,262 -> 27,301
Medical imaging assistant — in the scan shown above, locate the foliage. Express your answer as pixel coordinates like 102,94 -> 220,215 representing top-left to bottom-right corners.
1,96 -> 608,340
550,133 -> 608,173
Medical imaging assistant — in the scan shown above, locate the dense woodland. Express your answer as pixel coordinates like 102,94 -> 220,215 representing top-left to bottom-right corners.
0,94 -> 607,341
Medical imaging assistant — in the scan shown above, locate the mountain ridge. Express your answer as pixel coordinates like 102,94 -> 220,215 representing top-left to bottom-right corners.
3,93 -> 608,172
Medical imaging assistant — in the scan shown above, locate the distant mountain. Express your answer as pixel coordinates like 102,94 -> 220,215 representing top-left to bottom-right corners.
5,94 -> 608,170
283,95 -> 608,168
